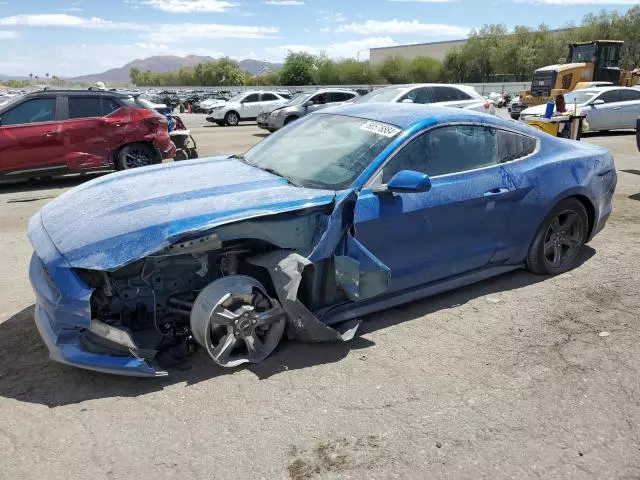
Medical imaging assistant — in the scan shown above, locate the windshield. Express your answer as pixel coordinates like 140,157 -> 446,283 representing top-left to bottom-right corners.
356,86 -> 408,103
227,93 -> 247,103
564,90 -> 598,105
286,92 -> 313,106
242,114 -> 402,190
571,44 -> 597,63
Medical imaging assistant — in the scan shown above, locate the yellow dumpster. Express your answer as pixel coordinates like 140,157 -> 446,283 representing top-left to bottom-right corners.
524,114 -> 587,141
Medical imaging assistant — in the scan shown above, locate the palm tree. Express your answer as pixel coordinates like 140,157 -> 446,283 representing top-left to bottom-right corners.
29,73 -> 33,83
45,73 -> 50,82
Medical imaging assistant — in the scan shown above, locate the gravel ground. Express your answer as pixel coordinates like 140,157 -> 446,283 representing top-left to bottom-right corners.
1,113 -> 639,480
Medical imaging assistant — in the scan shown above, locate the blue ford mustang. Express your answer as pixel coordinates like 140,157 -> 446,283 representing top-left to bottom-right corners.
28,104 -> 616,377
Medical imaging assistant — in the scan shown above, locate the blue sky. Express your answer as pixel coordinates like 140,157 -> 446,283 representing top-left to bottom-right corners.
0,0 -> 637,77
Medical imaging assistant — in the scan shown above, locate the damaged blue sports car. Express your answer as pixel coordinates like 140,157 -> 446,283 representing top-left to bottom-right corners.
28,104 -> 616,377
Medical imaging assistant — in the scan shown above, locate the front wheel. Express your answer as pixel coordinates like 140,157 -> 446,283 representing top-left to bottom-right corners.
526,198 -> 589,275
224,111 -> 240,126
116,144 -> 157,170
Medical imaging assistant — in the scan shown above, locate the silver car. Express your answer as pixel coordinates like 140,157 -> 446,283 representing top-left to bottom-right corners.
257,88 -> 358,132
355,83 -> 497,115
519,86 -> 640,132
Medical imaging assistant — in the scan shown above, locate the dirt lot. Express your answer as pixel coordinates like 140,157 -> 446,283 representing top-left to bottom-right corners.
1,113 -> 639,480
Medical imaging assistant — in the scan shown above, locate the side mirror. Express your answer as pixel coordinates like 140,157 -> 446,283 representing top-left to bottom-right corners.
382,170 -> 431,194
401,98 -> 414,104
592,99 -> 605,106
303,100 -> 313,107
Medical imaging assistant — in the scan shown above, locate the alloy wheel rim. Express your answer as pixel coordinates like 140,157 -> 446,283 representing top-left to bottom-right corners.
543,209 -> 585,269
124,149 -> 153,169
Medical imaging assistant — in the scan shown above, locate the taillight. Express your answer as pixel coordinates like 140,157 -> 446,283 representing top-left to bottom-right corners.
484,102 -> 491,109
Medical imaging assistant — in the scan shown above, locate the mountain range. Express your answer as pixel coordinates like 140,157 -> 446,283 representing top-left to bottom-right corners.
70,56 -> 282,83
1,56 -> 282,84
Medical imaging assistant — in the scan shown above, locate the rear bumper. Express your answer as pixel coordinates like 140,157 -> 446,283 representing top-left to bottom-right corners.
28,214 -> 167,377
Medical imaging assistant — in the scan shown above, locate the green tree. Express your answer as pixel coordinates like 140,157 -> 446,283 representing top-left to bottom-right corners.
278,51 -> 316,86
407,56 -> 442,83
377,56 -> 411,83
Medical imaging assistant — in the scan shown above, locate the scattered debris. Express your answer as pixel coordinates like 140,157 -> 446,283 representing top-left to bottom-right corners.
486,297 -> 502,304
436,442 -> 442,448
598,331 -> 610,337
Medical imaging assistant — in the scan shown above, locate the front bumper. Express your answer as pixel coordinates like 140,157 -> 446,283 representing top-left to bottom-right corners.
28,214 -> 167,377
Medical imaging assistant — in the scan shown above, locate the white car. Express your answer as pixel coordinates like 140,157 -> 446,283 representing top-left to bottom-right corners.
206,91 -> 290,126
356,83 -> 497,115
519,86 -> 640,132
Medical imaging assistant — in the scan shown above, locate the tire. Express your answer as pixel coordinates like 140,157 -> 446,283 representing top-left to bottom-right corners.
511,113 -> 520,120
526,198 -> 589,275
215,121 -> 225,127
174,150 -> 189,161
187,148 -> 198,159
116,143 -> 158,170
224,111 -> 240,126
284,116 -> 298,126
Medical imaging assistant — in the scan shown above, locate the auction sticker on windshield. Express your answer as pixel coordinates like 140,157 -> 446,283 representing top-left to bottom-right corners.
360,121 -> 402,138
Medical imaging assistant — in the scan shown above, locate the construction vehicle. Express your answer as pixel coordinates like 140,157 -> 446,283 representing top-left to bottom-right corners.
511,40 -> 640,119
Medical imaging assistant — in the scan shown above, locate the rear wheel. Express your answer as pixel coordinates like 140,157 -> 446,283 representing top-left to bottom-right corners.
116,144 -> 157,170
526,198 -> 589,275
284,116 -> 298,126
225,111 -> 240,126
174,150 -> 189,161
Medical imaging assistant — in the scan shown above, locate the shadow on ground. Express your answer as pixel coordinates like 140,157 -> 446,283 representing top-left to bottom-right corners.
582,130 -> 636,138
253,133 -> 269,138
0,248 -> 595,407
0,173 -> 108,196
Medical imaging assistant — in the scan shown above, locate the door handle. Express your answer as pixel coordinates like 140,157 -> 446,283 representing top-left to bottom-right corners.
484,188 -> 510,197
613,107 -> 621,110
42,132 -> 55,138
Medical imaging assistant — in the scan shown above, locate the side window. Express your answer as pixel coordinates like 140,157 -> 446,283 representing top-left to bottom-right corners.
454,88 -> 472,100
599,90 -> 621,103
497,130 -> 537,163
102,98 -> 121,115
619,89 -> 640,101
402,87 -> 432,104
311,93 -> 328,105
68,96 -> 102,119
261,93 -> 279,101
329,92 -> 348,103
431,86 -> 462,103
0,98 -> 56,126
243,94 -> 260,103
382,125 -> 498,182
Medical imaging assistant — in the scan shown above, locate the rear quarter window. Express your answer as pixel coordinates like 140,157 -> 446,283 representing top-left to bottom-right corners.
497,130 -> 537,163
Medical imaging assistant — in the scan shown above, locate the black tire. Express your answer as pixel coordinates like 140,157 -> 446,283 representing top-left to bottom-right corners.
187,148 -> 198,159
511,113 -> 520,120
284,116 -> 298,126
174,150 -> 189,161
116,143 -> 158,170
224,111 -> 240,126
215,121 -> 225,126
526,198 -> 589,275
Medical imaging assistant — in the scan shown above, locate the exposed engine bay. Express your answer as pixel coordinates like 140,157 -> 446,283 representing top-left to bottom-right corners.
76,236 -> 287,368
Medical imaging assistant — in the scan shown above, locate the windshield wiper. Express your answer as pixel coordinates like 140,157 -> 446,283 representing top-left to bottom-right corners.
229,154 -> 249,164
260,167 -> 302,187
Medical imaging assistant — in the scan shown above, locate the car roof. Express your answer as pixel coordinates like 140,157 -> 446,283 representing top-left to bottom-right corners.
22,89 -> 132,98
322,103 -> 516,131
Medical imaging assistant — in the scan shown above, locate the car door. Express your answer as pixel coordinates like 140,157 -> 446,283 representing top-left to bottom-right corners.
617,89 -> 640,128
353,124 -> 514,293
239,93 -> 261,119
304,92 -> 331,113
59,95 -> 123,169
328,91 -> 357,106
429,86 -> 469,108
0,96 -> 63,175
259,93 -> 284,114
586,89 -> 621,130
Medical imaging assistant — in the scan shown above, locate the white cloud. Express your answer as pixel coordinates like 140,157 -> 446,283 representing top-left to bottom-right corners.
0,14 -> 136,29
334,19 -> 470,37
263,0 -> 305,4
387,0 -> 452,2
318,11 -> 346,23
144,24 -> 279,42
0,13 -> 279,41
0,29 -> 18,38
265,37 -> 398,61
139,0 -> 236,12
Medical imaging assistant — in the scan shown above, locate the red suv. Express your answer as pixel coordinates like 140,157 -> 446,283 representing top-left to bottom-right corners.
0,89 -> 176,178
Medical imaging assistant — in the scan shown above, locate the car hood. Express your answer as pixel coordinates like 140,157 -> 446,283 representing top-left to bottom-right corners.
37,156 -> 335,271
